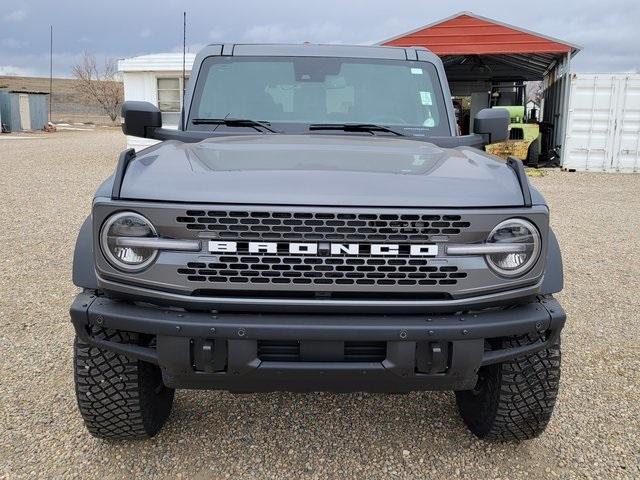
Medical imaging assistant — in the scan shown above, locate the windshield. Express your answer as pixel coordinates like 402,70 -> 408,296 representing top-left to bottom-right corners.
188,56 -> 450,136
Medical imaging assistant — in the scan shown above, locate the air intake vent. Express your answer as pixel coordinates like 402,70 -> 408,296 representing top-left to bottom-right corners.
256,341 -> 387,362
344,341 -> 386,362
257,340 -> 300,362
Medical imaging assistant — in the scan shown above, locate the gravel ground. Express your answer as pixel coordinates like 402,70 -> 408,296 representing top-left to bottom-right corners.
1,129 -> 638,479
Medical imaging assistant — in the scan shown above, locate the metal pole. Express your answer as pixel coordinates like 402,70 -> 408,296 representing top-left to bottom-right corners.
181,11 -> 186,130
558,52 -> 572,168
49,25 -> 53,123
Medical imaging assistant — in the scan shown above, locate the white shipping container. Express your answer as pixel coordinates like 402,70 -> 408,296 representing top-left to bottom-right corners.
563,74 -> 640,172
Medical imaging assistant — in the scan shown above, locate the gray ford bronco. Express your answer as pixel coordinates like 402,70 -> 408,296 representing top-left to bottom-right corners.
71,44 -> 565,441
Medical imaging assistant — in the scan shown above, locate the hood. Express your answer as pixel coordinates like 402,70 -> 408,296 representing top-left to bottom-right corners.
119,135 -> 527,207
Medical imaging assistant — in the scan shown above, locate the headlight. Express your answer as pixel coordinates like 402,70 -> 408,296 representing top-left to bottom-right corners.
100,212 -> 158,272
485,218 -> 541,277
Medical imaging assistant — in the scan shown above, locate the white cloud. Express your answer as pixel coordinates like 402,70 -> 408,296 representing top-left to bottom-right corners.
1,37 -> 26,48
242,22 -> 345,44
209,28 -> 226,41
139,28 -> 152,38
188,43 -> 207,53
3,9 -> 27,22
0,51 -> 120,78
170,43 -> 208,54
0,65 -> 37,76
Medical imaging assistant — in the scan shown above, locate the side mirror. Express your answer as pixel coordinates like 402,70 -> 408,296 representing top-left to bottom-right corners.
121,101 -> 162,138
473,108 -> 509,144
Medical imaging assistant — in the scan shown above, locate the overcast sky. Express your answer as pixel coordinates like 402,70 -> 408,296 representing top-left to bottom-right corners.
1,0 -> 639,77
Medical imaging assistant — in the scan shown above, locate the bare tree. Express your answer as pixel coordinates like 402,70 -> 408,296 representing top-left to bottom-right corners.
526,81 -> 543,104
72,53 -> 123,123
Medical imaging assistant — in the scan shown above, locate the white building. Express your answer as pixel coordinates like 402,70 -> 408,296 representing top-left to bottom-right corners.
118,53 -> 195,150
525,100 -> 541,122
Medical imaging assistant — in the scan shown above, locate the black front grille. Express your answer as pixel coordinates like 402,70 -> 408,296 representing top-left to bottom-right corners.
257,341 -> 387,362
178,257 -> 467,287
176,210 -> 471,242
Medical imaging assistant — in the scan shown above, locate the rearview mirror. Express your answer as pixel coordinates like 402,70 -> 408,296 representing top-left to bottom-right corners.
121,101 -> 162,138
473,108 -> 509,144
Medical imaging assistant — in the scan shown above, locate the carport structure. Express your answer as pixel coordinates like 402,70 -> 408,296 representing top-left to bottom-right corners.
380,12 -> 581,161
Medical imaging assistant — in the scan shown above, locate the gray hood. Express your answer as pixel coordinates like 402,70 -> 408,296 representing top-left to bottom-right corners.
120,135 -> 527,207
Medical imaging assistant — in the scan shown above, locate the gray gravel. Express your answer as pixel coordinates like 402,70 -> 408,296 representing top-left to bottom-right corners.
1,129 -> 638,479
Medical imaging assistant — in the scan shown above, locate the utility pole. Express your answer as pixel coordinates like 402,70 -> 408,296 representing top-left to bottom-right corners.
49,25 -> 53,123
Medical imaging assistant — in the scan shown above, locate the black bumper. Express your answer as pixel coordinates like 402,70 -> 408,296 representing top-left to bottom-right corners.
70,291 -> 565,392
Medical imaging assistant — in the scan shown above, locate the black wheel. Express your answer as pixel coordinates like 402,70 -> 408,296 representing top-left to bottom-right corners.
455,334 -> 561,441
74,327 -> 175,439
527,140 -> 540,166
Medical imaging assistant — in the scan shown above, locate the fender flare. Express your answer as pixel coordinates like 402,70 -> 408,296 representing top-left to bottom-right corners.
72,215 -> 98,289
541,228 -> 563,294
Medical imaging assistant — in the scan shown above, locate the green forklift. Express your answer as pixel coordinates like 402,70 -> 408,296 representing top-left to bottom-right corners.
484,84 -> 541,165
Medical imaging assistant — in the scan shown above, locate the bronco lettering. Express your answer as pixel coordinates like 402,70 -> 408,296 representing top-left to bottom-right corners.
208,241 -> 438,256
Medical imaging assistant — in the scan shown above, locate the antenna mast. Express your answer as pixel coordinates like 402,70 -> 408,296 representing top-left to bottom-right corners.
181,11 -> 186,130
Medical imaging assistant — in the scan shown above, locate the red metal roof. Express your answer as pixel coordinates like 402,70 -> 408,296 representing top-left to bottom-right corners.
380,12 -> 579,56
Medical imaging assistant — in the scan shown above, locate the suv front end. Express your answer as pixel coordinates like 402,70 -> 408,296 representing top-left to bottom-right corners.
70,43 -> 565,441
71,199 -> 564,409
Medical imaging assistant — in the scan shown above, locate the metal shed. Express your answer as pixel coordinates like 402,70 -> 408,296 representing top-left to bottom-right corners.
380,11 -> 581,166
0,90 -> 49,132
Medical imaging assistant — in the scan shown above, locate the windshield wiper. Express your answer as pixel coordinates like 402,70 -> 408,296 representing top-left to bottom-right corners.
191,118 -> 280,133
308,123 -> 406,136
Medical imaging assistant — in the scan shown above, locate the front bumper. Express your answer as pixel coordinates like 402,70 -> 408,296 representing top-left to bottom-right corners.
70,291 -> 565,392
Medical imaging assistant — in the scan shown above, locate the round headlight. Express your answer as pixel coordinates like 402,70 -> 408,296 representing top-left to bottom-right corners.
485,218 -> 541,277
100,212 -> 158,272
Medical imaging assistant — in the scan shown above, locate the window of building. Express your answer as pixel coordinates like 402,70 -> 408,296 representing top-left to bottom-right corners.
157,77 -> 188,127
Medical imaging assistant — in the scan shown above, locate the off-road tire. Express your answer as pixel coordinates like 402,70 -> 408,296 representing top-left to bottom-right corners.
455,334 -> 561,441
527,140 -> 540,166
74,327 -> 175,439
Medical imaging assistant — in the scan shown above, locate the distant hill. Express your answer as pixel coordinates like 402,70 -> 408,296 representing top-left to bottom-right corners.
0,76 -> 123,125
